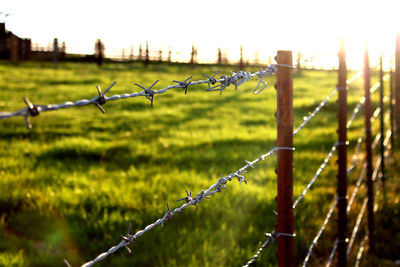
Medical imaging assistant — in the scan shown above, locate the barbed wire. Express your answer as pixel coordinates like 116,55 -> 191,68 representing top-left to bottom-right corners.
293,71 -> 363,136
243,230 -> 277,267
346,74 -> 389,130
293,143 -> 337,208
302,197 -> 338,267
0,66 -> 278,128
354,234 -> 368,267
347,198 -> 368,255
80,146 -> 295,267
242,74 -> 390,266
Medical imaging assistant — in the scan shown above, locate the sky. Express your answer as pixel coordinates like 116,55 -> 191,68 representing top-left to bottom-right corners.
1,0 -> 400,69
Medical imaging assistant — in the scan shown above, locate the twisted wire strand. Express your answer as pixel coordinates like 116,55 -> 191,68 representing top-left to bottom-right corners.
243,230 -> 277,267
346,74 -> 389,129
293,143 -> 336,209
80,146 -> 289,267
347,198 -> 368,255
325,239 -> 338,267
0,66 -> 278,123
354,234 -> 368,267
302,197 -> 338,267
293,71 -> 363,136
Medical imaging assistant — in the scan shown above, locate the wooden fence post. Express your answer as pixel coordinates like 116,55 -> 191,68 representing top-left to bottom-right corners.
336,40 -> 348,267
364,45 -> 376,254
390,63 -> 395,149
395,33 -> 400,136
379,54 -> 386,187
276,50 -> 294,267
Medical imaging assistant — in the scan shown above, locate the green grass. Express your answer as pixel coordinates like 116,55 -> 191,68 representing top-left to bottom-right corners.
0,61 -> 396,266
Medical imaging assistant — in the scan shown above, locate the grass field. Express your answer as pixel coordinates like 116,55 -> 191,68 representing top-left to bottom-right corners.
0,60 -> 397,266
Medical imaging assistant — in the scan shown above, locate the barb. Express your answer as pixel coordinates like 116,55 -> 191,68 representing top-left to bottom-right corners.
81,146 -> 288,267
0,66 -> 278,127
293,143 -> 336,208
294,71 -> 363,136
302,197 -> 338,267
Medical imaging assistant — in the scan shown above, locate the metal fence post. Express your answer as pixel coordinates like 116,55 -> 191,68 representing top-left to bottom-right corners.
276,50 -> 294,267
336,41 -> 348,267
364,45 -> 376,254
379,54 -> 386,188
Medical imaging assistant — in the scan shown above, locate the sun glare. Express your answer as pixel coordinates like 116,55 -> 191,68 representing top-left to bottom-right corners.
1,0 -> 400,69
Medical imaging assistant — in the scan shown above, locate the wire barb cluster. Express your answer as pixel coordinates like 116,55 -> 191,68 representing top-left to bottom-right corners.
0,66 -> 278,128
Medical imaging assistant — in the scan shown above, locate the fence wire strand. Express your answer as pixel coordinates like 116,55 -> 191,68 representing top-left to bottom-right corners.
302,197 -> 338,267
80,146 -> 291,267
354,235 -> 368,267
347,198 -> 368,255
0,66 -> 278,128
243,230 -> 277,267
293,143 -> 336,208
293,71 -> 363,136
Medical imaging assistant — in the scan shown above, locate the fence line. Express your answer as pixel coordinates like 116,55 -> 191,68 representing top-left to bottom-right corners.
326,127 -> 391,267
1,47 -> 396,266
244,65 -> 390,266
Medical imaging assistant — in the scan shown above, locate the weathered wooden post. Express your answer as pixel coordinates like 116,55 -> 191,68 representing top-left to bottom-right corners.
390,62 -> 395,148
395,33 -> 400,136
336,40 -> 348,267
364,45 -> 375,254
379,54 -> 386,188
276,50 -> 294,267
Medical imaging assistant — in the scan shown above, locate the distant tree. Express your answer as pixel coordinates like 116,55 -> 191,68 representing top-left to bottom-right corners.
129,45 -> 134,60
144,41 -> 149,67
138,44 -> 142,61
168,46 -> 172,63
158,46 -> 162,63
95,39 -> 104,67
121,48 -> 125,60
190,45 -> 197,67
60,42 -> 66,60
217,47 -> 222,65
